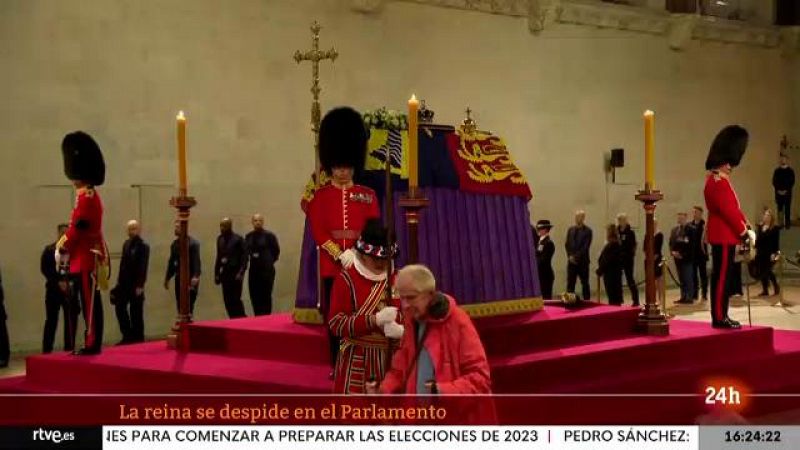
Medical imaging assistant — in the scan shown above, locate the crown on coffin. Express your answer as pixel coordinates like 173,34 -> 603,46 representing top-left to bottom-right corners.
460,107 -> 477,134
418,100 -> 435,123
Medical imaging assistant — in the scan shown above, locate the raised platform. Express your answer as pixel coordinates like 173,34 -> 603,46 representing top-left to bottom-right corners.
3,303 -> 800,422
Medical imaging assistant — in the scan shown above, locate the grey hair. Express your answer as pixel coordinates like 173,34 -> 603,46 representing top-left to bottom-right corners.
397,264 -> 436,293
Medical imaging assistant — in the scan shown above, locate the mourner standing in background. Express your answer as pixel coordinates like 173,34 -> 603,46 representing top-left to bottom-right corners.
670,211 -> 695,305
688,206 -> 709,301
565,210 -> 593,301
245,214 -> 280,316
535,220 -> 555,300
648,219 -> 666,306
597,224 -> 624,306
755,208 -> 781,297
215,217 -> 248,318
0,264 -> 8,367
112,220 -> 150,344
41,223 -> 76,353
165,221 -> 201,315
616,213 -> 639,306
773,153 -> 795,229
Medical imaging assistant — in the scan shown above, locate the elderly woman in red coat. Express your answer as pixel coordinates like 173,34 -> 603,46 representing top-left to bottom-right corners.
369,264 -> 491,395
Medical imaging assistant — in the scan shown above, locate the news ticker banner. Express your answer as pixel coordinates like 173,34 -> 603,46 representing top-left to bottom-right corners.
0,426 -> 798,450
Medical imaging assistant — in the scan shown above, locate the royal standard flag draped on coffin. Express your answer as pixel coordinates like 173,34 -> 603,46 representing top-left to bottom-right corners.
359,126 -> 531,201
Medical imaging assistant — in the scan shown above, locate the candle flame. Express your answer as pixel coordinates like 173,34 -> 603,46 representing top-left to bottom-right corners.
644,110 -> 654,116
177,110 -> 186,120
409,94 -> 418,103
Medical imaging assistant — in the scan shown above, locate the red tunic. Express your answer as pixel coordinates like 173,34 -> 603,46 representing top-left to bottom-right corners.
307,184 -> 380,278
704,172 -> 747,246
60,187 -> 105,274
329,266 -> 398,394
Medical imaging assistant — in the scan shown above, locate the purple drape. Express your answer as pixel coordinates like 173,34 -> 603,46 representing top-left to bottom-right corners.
295,187 -> 540,311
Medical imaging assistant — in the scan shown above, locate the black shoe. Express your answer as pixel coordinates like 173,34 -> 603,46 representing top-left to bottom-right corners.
0,360 -> 8,368
73,348 -> 101,356
712,318 -> 741,329
676,298 -> 694,305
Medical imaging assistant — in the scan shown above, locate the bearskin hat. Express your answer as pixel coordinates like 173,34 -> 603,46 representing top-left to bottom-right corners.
356,218 -> 397,260
62,131 -> 105,186
318,107 -> 368,173
705,125 -> 748,171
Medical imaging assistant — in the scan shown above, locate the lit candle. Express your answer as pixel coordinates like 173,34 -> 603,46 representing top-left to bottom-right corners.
408,95 -> 419,189
176,111 -> 187,194
644,110 -> 655,191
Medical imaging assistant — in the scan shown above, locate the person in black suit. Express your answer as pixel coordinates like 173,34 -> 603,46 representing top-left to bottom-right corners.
0,264 -> 8,367
245,214 -> 280,316
535,220 -> 555,300
649,220 -> 666,307
112,220 -> 150,344
597,224 -> 623,305
756,209 -> 781,296
165,221 -> 202,315
215,217 -> 248,318
41,223 -> 78,353
670,212 -> 696,304
773,154 -> 795,229
688,206 -> 709,301
616,213 -> 639,306
565,210 -> 593,300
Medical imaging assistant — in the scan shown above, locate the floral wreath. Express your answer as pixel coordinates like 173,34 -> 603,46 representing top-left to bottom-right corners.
362,108 -> 408,131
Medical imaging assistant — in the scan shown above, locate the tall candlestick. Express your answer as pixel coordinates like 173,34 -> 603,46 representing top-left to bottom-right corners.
408,95 -> 419,190
644,110 -> 655,191
176,111 -> 188,194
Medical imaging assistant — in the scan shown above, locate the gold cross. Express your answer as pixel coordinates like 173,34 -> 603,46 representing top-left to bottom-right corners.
293,21 -> 338,176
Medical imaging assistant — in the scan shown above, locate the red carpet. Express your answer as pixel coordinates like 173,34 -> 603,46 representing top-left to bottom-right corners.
3,303 -> 800,422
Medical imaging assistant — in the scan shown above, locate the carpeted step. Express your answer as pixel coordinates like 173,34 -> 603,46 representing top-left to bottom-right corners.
476,304 -> 641,356
0,376 -> 46,393
24,341 -> 332,394
491,320 -> 774,393
186,306 -> 642,363
187,314 -> 328,365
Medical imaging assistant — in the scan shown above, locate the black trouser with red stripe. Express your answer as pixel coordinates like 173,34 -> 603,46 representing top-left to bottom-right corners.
69,273 -> 103,353
711,244 -> 736,323
321,277 -> 338,370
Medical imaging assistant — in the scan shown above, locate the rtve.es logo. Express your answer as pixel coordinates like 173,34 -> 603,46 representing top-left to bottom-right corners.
32,428 -> 76,444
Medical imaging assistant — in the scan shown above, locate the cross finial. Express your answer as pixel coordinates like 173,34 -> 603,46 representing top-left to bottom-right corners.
465,107 -> 472,119
293,21 -> 338,177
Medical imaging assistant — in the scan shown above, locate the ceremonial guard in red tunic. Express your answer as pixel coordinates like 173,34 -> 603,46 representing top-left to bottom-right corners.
307,107 -> 380,369
56,131 -> 108,354
704,125 -> 754,329
329,219 -> 403,394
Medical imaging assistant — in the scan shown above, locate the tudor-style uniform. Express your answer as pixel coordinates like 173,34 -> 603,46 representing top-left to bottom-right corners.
704,125 -> 753,329
306,107 -> 380,370
56,131 -> 108,355
328,219 -> 401,394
